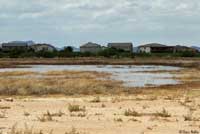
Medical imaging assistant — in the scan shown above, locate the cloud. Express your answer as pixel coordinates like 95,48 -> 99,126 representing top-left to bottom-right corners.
0,0 -> 200,46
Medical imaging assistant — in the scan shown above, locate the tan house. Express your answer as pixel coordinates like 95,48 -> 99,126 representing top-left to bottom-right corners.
80,42 -> 102,53
30,44 -> 56,52
107,42 -> 133,52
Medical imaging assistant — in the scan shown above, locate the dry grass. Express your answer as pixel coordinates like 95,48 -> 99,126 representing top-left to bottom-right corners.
68,104 -> 86,113
0,105 -> 11,109
172,68 -> 200,82
124,108 -> 171,118
7,124 -> 82,134
0,70 -> 124,96
0,110 -> 6,118
37,110 -> 63,122
154,108 -> 171,118
37,110 -> 65,122
0,57 -> 200,68
8,124 -> 45,134
65,128 -> 82,134
37,114 -> 53,122
114,118 -> 123,122
0,71 -> 37,77
124,109 -> 141,117
70,112 -> 87,118
24,111 -> 30,117
90,96 -> 101,103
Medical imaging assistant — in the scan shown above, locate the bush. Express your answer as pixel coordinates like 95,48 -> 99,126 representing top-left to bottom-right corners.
68,104 -> 86,112
178,51 -> 197,57
124,109 -> 141,117
97,48 -> 134,58
35,50 -> 57,58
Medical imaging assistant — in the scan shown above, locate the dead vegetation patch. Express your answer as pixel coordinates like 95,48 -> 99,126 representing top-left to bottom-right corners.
68,104 -> 86,113
6,124 -> 83,134
124,109 -> 141,117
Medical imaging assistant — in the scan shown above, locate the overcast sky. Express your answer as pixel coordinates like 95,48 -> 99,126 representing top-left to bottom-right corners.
0,0 -> 200,47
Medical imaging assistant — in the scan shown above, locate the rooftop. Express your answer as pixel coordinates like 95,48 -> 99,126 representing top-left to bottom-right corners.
139,43 -> 167,48
81,42 -> 101,47
2,42 -> 28,47
108,42 -> 133,46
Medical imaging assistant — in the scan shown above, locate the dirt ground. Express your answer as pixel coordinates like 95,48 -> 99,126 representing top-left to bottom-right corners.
1,93 -> 200,134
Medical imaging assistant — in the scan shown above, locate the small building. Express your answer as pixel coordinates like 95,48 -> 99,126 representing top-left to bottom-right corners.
80,42 -> 102,53
1,42 -> 29,51
138,43 -> 174,53
107,42 -> 133,52
30,44 -> 56,52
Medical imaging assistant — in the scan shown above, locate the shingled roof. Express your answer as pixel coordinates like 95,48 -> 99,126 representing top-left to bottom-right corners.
139,43 -> 167,48
108,42 -> 133,47
81,42 -> 101,47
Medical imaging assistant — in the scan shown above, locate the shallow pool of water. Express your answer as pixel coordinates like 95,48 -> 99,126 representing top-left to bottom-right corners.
0,65 -> 181,87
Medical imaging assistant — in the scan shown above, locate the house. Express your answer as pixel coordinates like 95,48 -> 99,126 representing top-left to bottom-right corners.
1,41 -> 29,51
107,42 -> 133,52
191,46 -> 200,52
138,43 -> 174,53
80,42 -> 102,53
174,45 -> 198,53
30,44 -> 56,52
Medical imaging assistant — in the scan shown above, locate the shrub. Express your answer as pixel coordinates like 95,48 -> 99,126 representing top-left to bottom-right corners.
124,109 -> 141,117
155,108 -> 171,118
68,104 -> 86,112
90,96 -> 101,103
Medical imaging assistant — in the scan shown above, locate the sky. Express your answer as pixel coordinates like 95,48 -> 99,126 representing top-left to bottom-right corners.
0,0 -> 200,47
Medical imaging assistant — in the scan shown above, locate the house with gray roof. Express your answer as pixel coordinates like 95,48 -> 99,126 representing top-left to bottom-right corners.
1,41 -> 29,51
107,42 -> 133,52
138,43 -> 174,53
80,42 -> 102,53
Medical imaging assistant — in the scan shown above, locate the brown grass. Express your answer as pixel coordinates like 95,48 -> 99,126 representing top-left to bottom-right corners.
8,124 -> 82,134
0,70 -> 124,96
154,108 -> 171,118
90,96 -> 101,103
124,109 -> 141,117
68,104 -> 86,113
37,111 -> 54,122
0,57 -> 200,68
0,71 -> 38,77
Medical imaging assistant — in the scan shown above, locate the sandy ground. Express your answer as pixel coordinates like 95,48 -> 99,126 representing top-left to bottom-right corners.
0,94 -> 200,134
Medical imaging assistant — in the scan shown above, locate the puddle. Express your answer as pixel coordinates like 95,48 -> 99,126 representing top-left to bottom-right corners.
0,65 -> 181,87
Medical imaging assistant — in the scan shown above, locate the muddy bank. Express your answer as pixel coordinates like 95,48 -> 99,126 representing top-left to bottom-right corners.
0,57 -> 200,68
